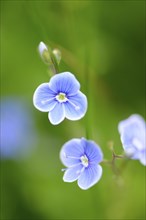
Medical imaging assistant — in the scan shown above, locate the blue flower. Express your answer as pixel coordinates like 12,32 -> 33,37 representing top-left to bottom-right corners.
118,114 -> 146,166
33,72 -> 87,125
0,97 -> 36,159
60,138 -> 103,190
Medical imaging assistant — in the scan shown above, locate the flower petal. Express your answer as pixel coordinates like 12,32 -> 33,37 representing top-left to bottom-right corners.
49,72 -> 80,95
60,138 -> 85,167
118,114 -> 145,134
124,147 -> 138,159
63,164 -> 83,182
33,83 -> 56,112
64,91 -> 87,120
140,158 -> 146,166
118,114 -> 146,163
81,138 -> 103,164
78,164 -> 102,190
38,41 -> 48,56
48,103 -> 65,125
139,150 -> 146,166
118,114 -> 145,149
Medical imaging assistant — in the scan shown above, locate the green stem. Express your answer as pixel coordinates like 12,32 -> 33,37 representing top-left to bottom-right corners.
48,46 -> 59,74
84,49 -> 91,140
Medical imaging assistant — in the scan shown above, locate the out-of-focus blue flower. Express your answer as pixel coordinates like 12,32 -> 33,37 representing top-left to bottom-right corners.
33,72 -> 87,125
118,114 -> 146,166
0,98 -> 36,159
60,138 -> 103,190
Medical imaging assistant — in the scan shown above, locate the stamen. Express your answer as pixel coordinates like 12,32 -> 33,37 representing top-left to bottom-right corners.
69,162 -> 82,168
41,97 -> 55,104
76,166 -> 85,176
68,100 -> 80,110
62,162 -> 82,173
61,168 -> 67,172
63,152 -> 80,160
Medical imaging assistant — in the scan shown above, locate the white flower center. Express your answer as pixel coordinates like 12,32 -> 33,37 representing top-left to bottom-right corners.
56,92 -> 68,103
80,155 -> 89,167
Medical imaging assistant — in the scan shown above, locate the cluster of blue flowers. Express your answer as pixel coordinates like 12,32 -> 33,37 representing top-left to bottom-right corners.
33,42 -> 146,190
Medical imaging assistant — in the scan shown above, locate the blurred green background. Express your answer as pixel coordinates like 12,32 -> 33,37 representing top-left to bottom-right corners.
1,0 -> 145,219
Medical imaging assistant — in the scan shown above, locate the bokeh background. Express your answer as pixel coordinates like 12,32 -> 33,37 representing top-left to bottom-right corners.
1,0 -> 145,219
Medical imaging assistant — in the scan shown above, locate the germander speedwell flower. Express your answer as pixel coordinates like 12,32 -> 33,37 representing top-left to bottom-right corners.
60,138 -> 103,190
118,114 -> 146,166
33,72 -> 87,125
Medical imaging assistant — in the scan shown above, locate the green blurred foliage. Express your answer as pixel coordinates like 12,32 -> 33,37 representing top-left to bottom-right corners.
1,0 -> 145,219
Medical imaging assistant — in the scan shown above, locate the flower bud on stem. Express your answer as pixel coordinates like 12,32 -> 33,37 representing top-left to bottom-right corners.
38,41 -> 60,76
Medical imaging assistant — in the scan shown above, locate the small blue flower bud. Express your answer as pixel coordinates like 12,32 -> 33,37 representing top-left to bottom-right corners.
52,49 -> 61,64
38,41 -> 52,65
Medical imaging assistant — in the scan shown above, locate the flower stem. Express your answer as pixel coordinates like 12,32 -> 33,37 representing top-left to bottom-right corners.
102,147 -> 129,177
84,49 -> 91,140
48,46 -> 59,74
